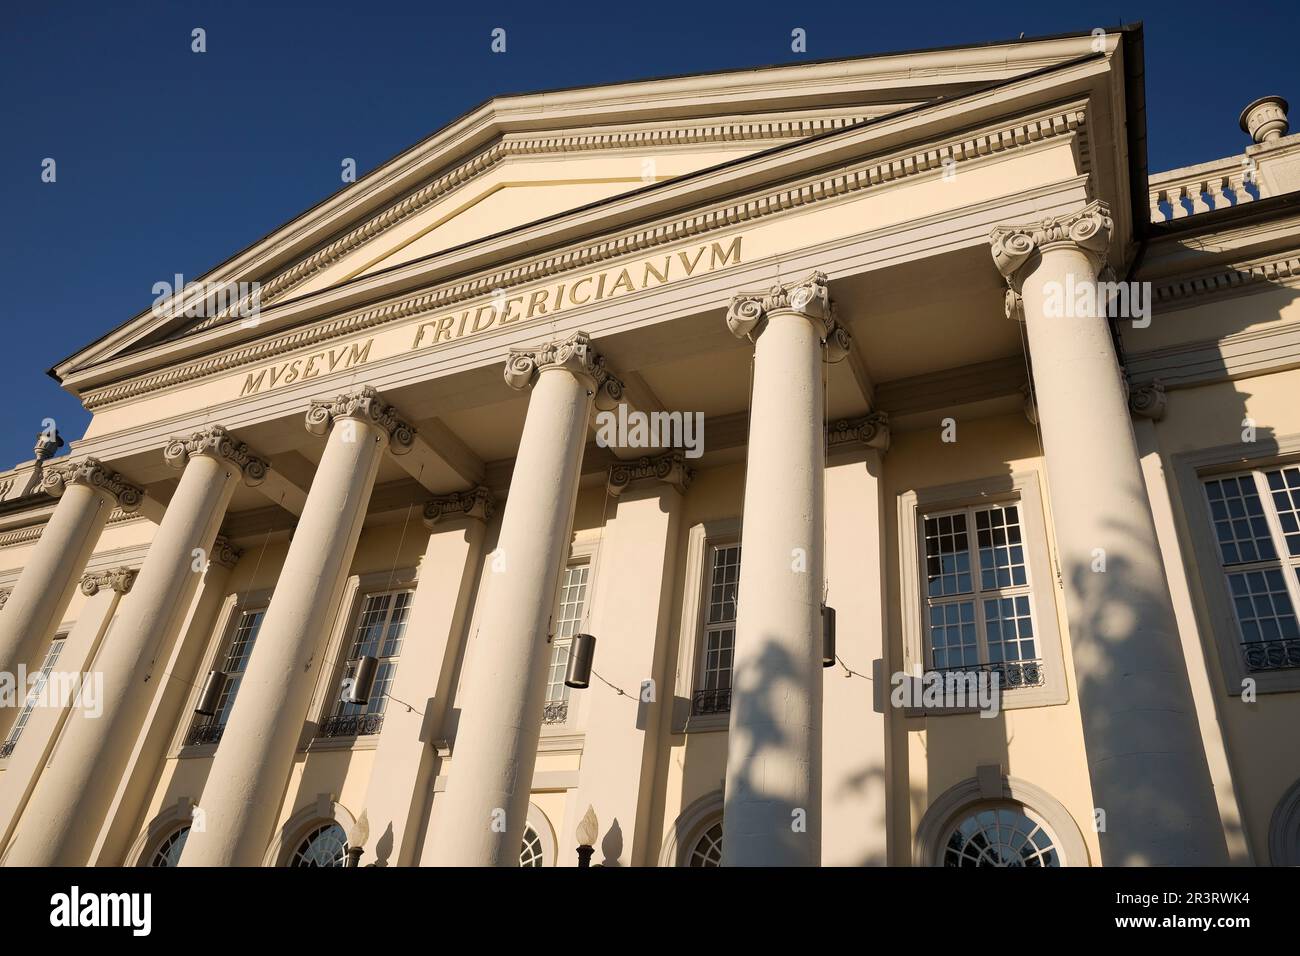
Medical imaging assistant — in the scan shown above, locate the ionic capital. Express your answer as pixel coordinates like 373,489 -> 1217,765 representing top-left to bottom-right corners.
726,270 -> 851,360
305,386 -> 416,455
827,412 -> 891,454
990,201 -> 1113,287
504,331 -> 624,410
607,451 -> 696,497
164,425 -> 270,486
423,486 -> 494,527
80,566 -> 138,597
40,457 -> 145,513
0,587 -> 11,610
210,534 -> 244,570
1129,379 -> 1167,421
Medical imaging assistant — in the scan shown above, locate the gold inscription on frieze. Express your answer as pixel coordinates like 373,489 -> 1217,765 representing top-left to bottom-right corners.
409,236 -> 742,350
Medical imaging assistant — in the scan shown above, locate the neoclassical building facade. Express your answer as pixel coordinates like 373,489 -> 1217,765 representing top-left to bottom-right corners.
2,26 -> 1299,867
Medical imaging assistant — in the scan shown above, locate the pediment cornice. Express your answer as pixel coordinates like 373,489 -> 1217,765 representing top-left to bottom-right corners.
52,30 -> 1126,387
76,95 -> 1099,412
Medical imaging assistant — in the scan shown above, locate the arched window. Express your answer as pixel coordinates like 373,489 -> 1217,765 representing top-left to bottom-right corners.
688,821 -> 723,867
289,822 -> 348,867
941,805 -> 1059,867
149,826 -> 191,867
519,826 -> 545,867
1269,778 -> 1300,865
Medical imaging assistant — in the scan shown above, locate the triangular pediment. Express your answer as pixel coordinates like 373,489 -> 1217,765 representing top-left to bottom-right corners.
53,28 -> 1135,387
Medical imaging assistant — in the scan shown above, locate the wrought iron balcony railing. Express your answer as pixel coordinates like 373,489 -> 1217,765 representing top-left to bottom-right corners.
933,659 -> 1045,689
185,720 -> 226,747
1244,639 -> 1300,672
318,713 -> 385,738
692,687 -> 731,715
542,700 -> 568,725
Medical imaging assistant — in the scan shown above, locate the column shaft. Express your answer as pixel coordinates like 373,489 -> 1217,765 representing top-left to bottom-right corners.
994,202 -> 1227,864
0,459 -> 139,742
429,333 -> 610,866
3,451 -> 239,866
723,273 -> 841,866
180,391 -> 401,866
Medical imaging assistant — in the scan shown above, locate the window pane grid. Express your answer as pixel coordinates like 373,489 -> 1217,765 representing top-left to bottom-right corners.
696,545 -> 740,700
188,610 -> 264,743
546,565 -> 590,708
333,589 -> 412,722
2,637 -> 66,756
922,503 -> 1036,678
1204,469 -> 1300,672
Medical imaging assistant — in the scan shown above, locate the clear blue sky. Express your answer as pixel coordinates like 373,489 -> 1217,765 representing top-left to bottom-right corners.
2,0 -> 1296,469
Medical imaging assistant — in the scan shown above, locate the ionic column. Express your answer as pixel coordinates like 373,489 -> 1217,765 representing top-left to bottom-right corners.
180,387 -> 413,867
0,457 -> 142,739
991,201 -> 1227,865
3,427 -> 265,866
428,331 -> 621,866
722,271 -> 848,866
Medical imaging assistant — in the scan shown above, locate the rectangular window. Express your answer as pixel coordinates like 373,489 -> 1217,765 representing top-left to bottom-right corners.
920,503 -> 1044,689
1,637 -> 66,759
1204,466 -> 1300,671
320,588 -> 413,738
544,564 -> 589,725
187,609 -> 264,746
694,543 -> 740,715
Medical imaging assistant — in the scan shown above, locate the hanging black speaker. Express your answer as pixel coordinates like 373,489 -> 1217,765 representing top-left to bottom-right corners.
565,633 -> 596,689
345,655 -> 380,705
822,605 -> 836,668
195,669 -> 228,717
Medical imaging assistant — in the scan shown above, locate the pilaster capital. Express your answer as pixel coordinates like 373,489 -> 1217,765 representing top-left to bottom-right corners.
726,270 -> 852,360
80,566 -> 138,597
989,201 -> 1114,287
827,412 -> 891,454
607,451 -> 695,497
503,331 -> 624,410
0,587 -> 11,610
1129,379 -> 1167,421
39,456 -> 145,513
164,425 -> 270,486
305,386 -> 416,455
210,534 -> 244,570
423,486 -> 494,527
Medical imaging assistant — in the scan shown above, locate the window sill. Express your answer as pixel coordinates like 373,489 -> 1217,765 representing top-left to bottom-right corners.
305,734 -> 381,753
